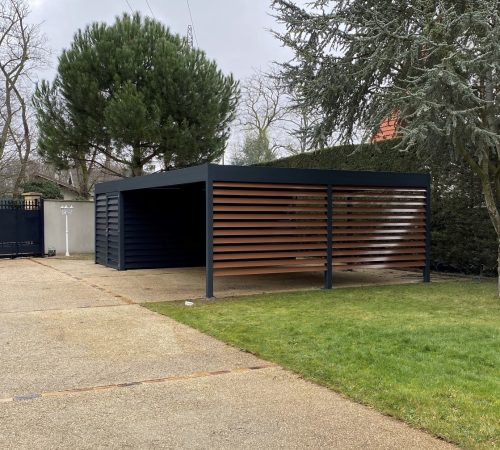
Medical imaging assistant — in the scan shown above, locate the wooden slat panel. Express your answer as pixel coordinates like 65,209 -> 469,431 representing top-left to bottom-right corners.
214,251 -> 326,260
214,236 -> 327,244
212,180 -> 428,278
214,228 -> 327,236
333,261 -> 425,270
214,188 -> 327,198
215,266 -> 325,276
214,243 -> 327,252
213,182 -> 325,190
214,258 -> 326,269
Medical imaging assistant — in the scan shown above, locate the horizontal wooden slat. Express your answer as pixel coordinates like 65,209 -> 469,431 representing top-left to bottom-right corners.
214,189 -> 327,198
214,243 -> 327,252
214,197 -> 327,205
214,182 -> 326,190
214,228 -> 327,236
333,261 -> 425,270
333,193 -> 426,199
332,214 -> 424,220
333,241 -> 424,248
333,200 -> 425,206
333,221 -> 425,228
214,236 -> 327,244
215,222 -> 327,228
334,233 -> 425,241
333,255 -> 425,264
333,207 -> 425,213
215,213 -> 327,220
214,266 -> 325,276
214,258 -> 326,269
333,186 -> 426,192
214,205 -> 326,212
333,248 -> 425,256
214,251 -> 326,260
334,228 -> 425,235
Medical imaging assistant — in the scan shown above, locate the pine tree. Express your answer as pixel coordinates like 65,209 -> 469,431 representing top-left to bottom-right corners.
35,13 -> 238,177
273,0 -> 500,295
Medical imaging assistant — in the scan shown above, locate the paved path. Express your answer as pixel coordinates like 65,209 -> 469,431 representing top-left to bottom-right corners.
0,258 -> 457,449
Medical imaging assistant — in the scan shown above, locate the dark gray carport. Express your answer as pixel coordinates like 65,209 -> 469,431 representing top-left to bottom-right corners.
95,163 -> 431,298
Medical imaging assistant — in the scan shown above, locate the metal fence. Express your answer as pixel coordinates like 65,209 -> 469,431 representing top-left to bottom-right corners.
0,199 -> 44,258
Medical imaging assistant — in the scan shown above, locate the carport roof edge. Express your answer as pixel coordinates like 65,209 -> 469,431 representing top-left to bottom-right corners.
95,163 -> 430,194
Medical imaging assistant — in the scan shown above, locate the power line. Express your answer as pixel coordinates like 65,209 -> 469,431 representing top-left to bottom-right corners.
145,0 -> 155,17
124,0 -> 134,13
185,0 -> 199,47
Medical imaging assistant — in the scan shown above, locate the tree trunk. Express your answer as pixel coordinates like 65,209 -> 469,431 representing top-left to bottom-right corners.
131,147 -> 143,177
477,158 -> 500,297
457,144 -> 500,296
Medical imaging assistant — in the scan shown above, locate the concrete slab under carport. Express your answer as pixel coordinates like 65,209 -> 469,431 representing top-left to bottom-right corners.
35,258 -> 449,303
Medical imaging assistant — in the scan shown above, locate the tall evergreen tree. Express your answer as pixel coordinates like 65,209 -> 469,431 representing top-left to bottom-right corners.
35,13 -> 238,177
273,0 -> 500,295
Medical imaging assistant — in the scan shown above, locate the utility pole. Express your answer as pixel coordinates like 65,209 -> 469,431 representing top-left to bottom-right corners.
186,25 -> 193,48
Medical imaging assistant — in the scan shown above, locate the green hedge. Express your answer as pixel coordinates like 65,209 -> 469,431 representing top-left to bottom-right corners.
262,140 -> 496,275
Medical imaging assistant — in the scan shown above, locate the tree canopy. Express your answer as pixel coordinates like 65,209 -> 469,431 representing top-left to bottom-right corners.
35,13 -> 239,178
273,0 -> 500,294
22,179 -> 63,199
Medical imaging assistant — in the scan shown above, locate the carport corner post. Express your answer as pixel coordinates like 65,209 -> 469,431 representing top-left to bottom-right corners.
423,179 -> 431,283
206,178 -> 214,299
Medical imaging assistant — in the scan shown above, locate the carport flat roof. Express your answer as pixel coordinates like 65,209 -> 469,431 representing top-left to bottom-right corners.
95,163 -> 430,194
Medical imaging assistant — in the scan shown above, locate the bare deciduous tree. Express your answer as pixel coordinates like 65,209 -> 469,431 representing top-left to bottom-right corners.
232,67 -> 325,164
0,0 -> 47,195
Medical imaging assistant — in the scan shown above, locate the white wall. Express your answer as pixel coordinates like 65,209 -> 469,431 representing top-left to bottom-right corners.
44,200 -> 94,254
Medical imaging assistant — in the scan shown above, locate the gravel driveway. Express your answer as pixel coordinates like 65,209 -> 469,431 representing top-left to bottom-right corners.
0,258 -> 457,449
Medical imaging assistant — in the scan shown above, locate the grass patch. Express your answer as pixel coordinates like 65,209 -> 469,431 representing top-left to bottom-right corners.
146,281 -> 500,450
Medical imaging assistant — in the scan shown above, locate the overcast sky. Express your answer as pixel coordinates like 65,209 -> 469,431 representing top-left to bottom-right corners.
28,0 -> 296,83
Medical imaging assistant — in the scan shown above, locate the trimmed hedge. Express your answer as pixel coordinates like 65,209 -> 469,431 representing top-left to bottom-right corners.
262,140 -> 496,275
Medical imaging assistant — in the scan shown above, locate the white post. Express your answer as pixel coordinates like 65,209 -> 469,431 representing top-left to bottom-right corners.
65,213 -> 70,256
61,205 -> 74,257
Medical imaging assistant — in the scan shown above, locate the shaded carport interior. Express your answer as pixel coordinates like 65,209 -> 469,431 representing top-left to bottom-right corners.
95,164 -> 431,298
121,183 -> 206,270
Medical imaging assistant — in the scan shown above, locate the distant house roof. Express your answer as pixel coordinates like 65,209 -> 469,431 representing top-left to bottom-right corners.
371,114 -> 398,143
33,173 -> 80,194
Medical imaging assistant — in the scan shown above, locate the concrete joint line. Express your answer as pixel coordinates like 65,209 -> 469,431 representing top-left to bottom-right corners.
0,364 -> 277,404
28,258 -> 136,305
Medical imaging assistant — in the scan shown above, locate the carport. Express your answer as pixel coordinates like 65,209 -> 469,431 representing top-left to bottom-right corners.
95,164 -> 431,298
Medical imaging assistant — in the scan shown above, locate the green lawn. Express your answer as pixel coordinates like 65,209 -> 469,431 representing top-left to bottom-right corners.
146,281 -> 500,449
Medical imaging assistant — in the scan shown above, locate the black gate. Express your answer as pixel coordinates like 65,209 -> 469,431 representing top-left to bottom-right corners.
0,199 -> 44,258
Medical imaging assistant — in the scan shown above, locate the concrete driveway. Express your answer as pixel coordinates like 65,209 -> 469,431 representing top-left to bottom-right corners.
0,258 -> 456,449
